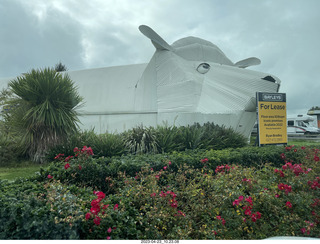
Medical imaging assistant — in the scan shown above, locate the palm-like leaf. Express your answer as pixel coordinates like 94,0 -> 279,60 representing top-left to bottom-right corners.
8,68 -> 83,163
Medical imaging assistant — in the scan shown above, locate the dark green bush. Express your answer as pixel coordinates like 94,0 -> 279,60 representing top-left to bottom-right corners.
0,134 -> 25,166
47,122 -> 247,160
0,179 -> 83,239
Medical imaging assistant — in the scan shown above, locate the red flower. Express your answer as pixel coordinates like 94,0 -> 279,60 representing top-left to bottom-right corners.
255,211 -> 262,219
91,199 -> 100,207
47,175 -> 53,179
301,228 -> 306,234
314,155 -> 319,162
95,191 -> 106,200
107,227 -> 112,233
278,183 -> 285,190
64,156 -> 73,162
93,216 -> 101,225
113,204 -> 119,210
73,147 -> 79,153
54,153 -> 64,160
286,201 -> 292,208
64,163 -> 70,169
78,165 -> 82,170
163,166 -> 167,170
168,161 -> 172,165
81,146 -> 94,156
251,214 -> 257,222
85,212 -> 91,220
90,206 -> 100,215
216,216 -> 226,225
245,196 -> 253,205
150,193 -> 156,197
201,158 -> 208,163
103,204 -> 109,209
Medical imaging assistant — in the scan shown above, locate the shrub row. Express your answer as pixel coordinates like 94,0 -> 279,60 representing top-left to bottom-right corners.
0,145 -> 319,239
37,145 -> 306,192
45,122 -> 247,162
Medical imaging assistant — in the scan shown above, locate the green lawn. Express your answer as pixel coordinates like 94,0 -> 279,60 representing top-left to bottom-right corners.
0,162 -> 42,181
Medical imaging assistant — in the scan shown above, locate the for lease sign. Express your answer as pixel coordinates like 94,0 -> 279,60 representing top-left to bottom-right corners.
257,92 -> 287,146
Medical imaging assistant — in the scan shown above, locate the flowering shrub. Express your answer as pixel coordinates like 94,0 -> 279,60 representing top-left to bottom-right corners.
2,144 -> 319,239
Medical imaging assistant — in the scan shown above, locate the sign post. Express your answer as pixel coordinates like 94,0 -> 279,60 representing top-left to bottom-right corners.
256,92 -> 287,146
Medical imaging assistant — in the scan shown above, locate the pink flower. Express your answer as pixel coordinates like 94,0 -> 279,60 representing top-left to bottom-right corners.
113,204 -> 119,210
301,228 -> 306,234
47,174 -> 53,179
233,199 -> 240,206
275,194 -> 280,198
107,236 -> 111,240
238,196 -> 244,201
107,227 -> 112,233
73,147 -> 79,153
103,204 -> 109,209
286,201 -> 292,208
150,193 -> 156,197
168,161 -> 172,165
163,166 -> 167,170
64,163 -> 70,169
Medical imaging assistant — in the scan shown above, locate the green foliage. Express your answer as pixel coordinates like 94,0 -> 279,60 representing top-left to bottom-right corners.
155,123 -> 182,153
3,68 -> 82,163
0,179 -> 82,239
47,122 -> 247,159
123,125 -> 158,155
46,130 -> 125,161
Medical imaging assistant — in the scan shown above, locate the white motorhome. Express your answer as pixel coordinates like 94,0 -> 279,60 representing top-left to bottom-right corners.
287,115 -> 320,135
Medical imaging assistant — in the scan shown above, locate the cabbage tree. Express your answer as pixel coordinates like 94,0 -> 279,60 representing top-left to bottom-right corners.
7,68 -> 82,163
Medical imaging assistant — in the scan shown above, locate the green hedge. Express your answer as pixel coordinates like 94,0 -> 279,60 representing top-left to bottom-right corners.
35,145 -> 307,193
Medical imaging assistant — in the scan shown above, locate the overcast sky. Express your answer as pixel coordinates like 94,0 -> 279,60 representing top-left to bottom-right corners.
1,0 -> 319,116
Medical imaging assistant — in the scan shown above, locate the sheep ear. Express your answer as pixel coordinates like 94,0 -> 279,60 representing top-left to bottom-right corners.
139,25 -> 174,51
234,57 -> 261,68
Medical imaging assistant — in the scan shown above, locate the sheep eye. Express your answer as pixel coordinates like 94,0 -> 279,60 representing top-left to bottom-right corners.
197,63 -> 210,74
